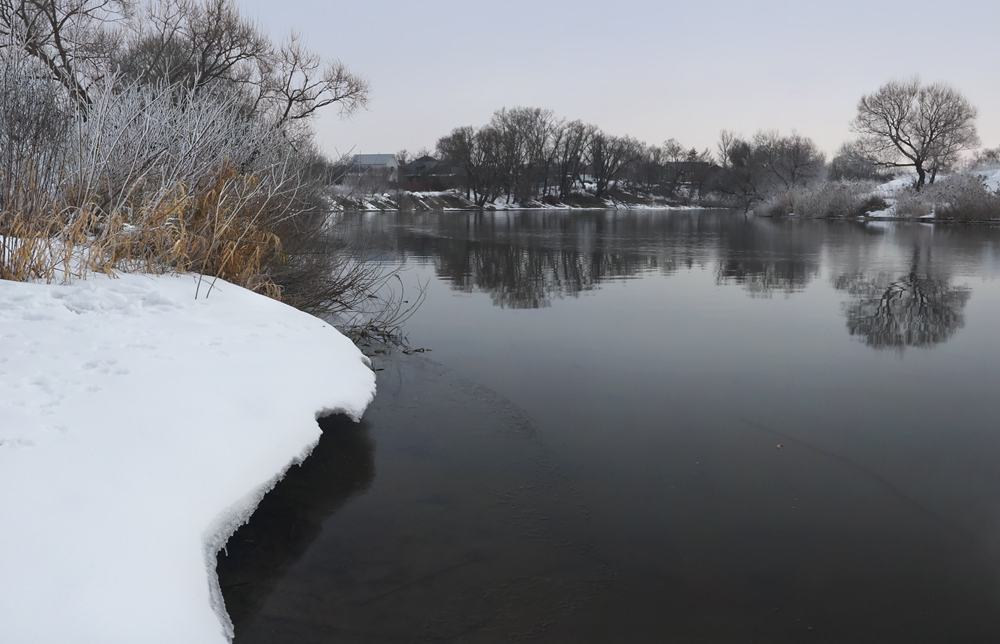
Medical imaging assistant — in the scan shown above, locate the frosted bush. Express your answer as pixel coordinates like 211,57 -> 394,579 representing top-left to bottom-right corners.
68,80 -> 302,219
928,174 -> 1000,221
879,173 -> 1000,221
759,181 -> 883,218
892,191 -> 934,218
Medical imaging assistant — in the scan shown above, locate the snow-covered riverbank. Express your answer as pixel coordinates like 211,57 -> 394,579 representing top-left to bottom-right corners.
0,273 -> 375,643
330,188 -> 710,212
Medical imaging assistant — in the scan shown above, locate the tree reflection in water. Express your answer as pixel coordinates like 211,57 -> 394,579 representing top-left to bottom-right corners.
716,259 -> 817,297
834,248 -> 971,351
714,220 -> 822,297
356,212 -> 980,351
404,211 -> 693,309
446,243 -> 669,309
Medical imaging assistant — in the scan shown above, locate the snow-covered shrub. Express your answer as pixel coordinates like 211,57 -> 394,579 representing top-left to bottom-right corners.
892,190 -> 934,218
759,181 -> 884,218
68,79 -> 297,213
796,181 -> 880,217
928,174 -> 1000,221
0,51 -> 72,227
0,75 -> 312,292
968,146 -> 1000,171
881,173 -> 1000,221
759,189 -> 797,216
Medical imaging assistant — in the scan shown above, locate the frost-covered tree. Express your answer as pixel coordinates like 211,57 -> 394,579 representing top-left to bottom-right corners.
0,0 -> 369,126
968,145 -> 1000,169
851,78 -> 979,191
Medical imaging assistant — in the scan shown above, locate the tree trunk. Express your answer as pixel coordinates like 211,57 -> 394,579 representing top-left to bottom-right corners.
914,163 -> 926,191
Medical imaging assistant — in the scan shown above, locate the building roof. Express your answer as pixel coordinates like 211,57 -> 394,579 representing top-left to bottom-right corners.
350,154 -> 397,166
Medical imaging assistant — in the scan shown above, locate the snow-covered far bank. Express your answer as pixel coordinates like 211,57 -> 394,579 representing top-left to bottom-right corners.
328,188 -> 714,212
755,167 -> 1000,221
0,274 -> 376,643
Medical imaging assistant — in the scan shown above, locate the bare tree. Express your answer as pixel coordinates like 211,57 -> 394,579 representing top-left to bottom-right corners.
829,140 -> 890,181
968,144 -> 1000,169
436,125 -> 504,207
264,32 -> 369,124
0,0 -> 389,326
486,106 -> 559,203
753,130 -> 825,191
536,115 -> 565,199
716,129 -> 737,168
1,0 -> 368,127
851,78 -> 979,191
587,129 -> 640,199
121,0 -> 368,126
709,132 -> 764,212
709,130 -> 822,212
662,138 -> 686,163
553,120 -> 591,200
0,0 -> 129,107
490,107 -> 532,204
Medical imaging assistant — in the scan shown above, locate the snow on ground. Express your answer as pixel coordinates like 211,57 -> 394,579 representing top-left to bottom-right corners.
867,174 -> 912,218
0,273 -> 375,643
873,174 -> 914,197
977,167 -> 1000,192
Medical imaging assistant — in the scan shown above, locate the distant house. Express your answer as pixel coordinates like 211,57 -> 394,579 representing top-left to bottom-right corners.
347,154 -> 399,183
400,155 -> 461,192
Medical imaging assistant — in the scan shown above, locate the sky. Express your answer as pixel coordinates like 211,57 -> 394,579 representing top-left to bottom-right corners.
241,0 -> 1000,161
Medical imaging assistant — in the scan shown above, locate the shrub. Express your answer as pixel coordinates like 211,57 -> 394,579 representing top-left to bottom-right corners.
759,190 -> 796,216
931,174 -> 1000,221
758,181 -> 880,218
887,173 -> 1000,221
854,195 -> 889,217
1,77 -> 301,294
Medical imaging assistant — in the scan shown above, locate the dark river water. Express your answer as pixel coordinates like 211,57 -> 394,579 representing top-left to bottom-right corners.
219,210 -> 1000,643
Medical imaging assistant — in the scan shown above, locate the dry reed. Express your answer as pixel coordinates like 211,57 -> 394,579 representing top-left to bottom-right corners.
2,163 -> 290,299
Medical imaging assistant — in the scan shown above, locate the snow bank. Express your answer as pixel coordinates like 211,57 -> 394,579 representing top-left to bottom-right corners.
978,167 -> 1000,193
0,273 -> 375,643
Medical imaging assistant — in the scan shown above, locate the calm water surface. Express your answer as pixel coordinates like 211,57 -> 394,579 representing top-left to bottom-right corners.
220,210 -> 1000,643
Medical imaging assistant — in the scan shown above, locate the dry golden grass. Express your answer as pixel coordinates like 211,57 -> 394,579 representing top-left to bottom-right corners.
0,206 -> 101,283
2,163 -> 290,300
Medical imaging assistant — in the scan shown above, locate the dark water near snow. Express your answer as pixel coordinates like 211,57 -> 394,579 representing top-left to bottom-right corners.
219,210 -> 1000,643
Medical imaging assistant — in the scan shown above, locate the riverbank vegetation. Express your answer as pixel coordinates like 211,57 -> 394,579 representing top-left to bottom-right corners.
394,79 -> 998,220
0,0 -> 414,328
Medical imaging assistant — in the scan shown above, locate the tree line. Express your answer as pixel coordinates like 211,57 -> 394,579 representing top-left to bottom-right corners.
432,78 -> 992,214
435,108 -> 713,206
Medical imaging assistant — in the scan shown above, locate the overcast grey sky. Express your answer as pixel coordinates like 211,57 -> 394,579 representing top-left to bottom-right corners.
241,0 -> 1000,160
